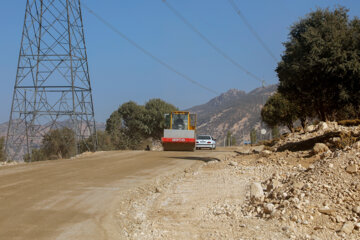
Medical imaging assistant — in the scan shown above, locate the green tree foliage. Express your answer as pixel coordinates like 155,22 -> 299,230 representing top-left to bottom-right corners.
250,129 -> 257,144
42,128 -> 76,159
80,131 -> 114,153
25,128 -> 76,162
0,137 -> 5,162
24,149 -> 46,162
106,99 -> 177,150
105,111 -> 124,149
145,99 -> 178,139
261,93 -> 298,132
277,7 -> 360,121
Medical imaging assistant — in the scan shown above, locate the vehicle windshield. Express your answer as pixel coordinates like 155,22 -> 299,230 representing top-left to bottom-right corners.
172,113 -> 188,130
197,136 -> 211,140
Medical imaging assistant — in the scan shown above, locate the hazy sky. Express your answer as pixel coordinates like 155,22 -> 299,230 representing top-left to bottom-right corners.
0,0 -> 359,122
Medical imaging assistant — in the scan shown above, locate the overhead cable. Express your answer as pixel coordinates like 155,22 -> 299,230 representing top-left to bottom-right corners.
162,0 -> 263,84
82,4 -> 219,95
227,0 -> 278,62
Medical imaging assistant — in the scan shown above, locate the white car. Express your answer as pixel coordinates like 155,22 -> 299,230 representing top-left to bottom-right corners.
196,135 -> 216,150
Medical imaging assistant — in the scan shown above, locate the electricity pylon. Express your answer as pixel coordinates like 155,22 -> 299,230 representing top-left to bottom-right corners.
6,0 -> 97,161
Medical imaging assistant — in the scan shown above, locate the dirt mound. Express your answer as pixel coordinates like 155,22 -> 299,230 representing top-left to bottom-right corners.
240,122 -> 360,239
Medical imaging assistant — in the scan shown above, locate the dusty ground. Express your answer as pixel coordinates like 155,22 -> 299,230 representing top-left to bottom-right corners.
2,122 -> 360,240
114,122 -> 360,240
115,151 -> 291,240
0,150 -> 225,240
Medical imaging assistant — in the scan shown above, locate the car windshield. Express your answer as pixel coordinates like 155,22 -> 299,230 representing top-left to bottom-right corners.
197,136 -> 211,140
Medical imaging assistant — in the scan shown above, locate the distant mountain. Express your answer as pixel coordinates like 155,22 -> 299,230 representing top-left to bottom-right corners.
187,84 -> 277,145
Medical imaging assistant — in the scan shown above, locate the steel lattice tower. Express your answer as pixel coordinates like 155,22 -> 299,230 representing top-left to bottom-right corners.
6,0 -> 97,161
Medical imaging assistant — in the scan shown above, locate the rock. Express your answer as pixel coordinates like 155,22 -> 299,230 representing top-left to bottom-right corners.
305,125 -> 316,132
353,141 -> 360,150
336,215 -> 346,223
267,179 -> 281,191
155,187 -> 162,193
263,203 -> 275,214
261,150 -> 272,157
318,122 -> 329,131
293,181 -> 305,190
352,206 -> 360,214
340,221 -> 354,234
355,223 -> 360,230
229,161 -> 238,167
313,143 -> 329,155
250,182 -> 264,202
318,207 -> 335,216
346,165 -> 358,174
252,145 -> 265,153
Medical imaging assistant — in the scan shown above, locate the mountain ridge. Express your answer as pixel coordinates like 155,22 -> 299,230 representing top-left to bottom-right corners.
187,84 -> 277,144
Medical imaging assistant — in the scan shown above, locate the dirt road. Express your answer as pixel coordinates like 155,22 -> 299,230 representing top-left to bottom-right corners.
0,150 -> 226,240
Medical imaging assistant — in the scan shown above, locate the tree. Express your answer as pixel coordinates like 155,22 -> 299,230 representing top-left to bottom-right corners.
277,7 -> 360,121
42,128 -> 76,159
226,131 -> 231,146
271,126 -> 280,139
106,110 -> 124,149
261,93 -> 298,132
80,131 -> 114,153
250,129 -> 257,144
231,136 -> 237,146
0,137 -> 5,162
106,101 -> 149,150
24,128 -> 76,162
24,149 -> 46,163
145,99 -> 177,139
106,99 -> 177,150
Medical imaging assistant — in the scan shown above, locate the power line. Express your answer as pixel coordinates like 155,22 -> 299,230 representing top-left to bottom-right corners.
82,4 -> 219,95
227,0 -> 279,62
162,0 -> 263,84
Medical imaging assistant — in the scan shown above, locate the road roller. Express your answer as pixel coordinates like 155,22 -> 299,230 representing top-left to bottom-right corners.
161,111 -> 196,151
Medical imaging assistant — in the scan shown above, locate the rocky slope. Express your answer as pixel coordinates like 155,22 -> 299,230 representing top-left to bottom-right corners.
187,84 -> 277,144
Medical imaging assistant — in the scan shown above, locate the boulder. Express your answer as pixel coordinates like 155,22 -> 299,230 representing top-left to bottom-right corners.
340,221 -> 354,234
251,145 -> 265,153
355,223 -> 360,230
313,143 -> 329,155
250,182 -> 264,202
292,181 -> 305,190
263,203 -> 275,214
318,207 -> 335,216
267,179 -> 282,191
261,150 -> 272,157
229,161 -> 238,167
352,206 -> 360,214
346,165 -> 358,174
318,122 -> 329,131
305,125 -> 316,132
353,141 -> 360,150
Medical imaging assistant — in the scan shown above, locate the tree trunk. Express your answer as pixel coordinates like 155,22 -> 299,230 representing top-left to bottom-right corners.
287,123 -> 294,133
300,117 -> 307,129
